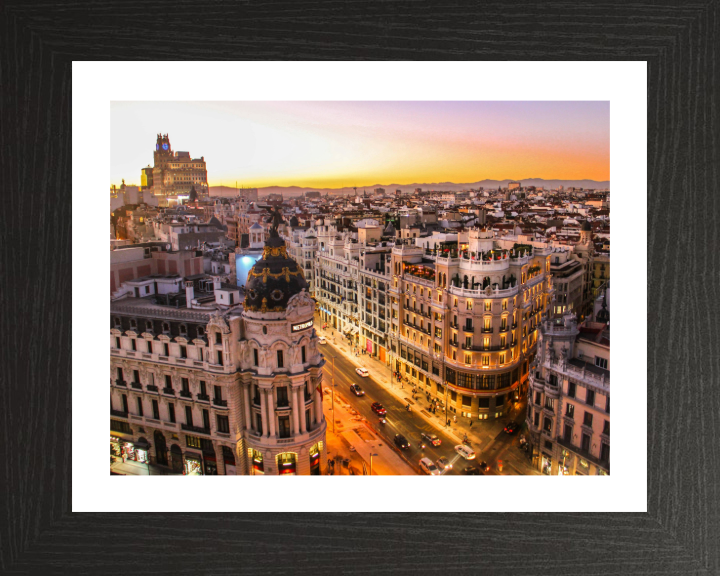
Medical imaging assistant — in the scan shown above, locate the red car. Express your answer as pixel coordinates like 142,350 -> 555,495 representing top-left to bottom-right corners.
504,421 -> 519,434
371,402 -> 387,415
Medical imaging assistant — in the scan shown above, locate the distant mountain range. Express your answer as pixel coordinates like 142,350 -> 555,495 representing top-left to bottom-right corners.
209,178 -> 609,198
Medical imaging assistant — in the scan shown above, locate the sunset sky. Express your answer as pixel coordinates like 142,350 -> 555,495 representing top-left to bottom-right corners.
110,101 -> 609,188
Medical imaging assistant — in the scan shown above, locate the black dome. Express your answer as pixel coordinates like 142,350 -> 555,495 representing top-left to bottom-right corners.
244,236 -> 308,312
289,215 -> 299,227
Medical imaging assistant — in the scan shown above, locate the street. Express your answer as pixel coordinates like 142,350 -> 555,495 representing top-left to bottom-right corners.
318,321 -> 538,475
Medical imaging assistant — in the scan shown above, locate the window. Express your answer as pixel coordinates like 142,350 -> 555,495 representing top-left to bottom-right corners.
568,382 -> 576,398
502,299 -> 507,311
594,356 -> 608,369
217,415 -> 229,433
465,336 -> 472,348
603,420 -> 610,435
162,322 -> 170,333
484,318 -> 491,331
216,350 -> 223,366
534,412 -> 540,426
179,324 -> 187,336
563,423 -> 572,442
133,370 -> 140,384
277,387 -> 289,407
467,300 -> 472,310
115,337 -> 120,348
254,349 -> 259,366
136,397 -> 143,416
462,395 -> 472,407
152,400 -> 159,420
464,353 -> 472,364
581,433 -> 591,453
605,396 -> 610,414
485,300 -> 491,311
482,355 -> 489,366
186,435 -> 201,449
566,404 -> 574,418
535,391 -> 541,405
197,327 -> 205,337
131,339 -> 136,351
301,346 -> 306,363
583,412 -> 593,427
163,343 -> 169,356
586,389 -> 595,407
545,398 -> 554,410
543,417 -> 552,432
278,416 -> 291,438
600,443 -> 610,462
202,409 -> 210,430
168,403 -> 175,423
277,350 -> 284,368
185,406 -> 193,426
180,345 -> 187,358
215,332 -> 222,345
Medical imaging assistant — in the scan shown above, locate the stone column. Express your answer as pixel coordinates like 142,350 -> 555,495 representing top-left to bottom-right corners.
299,385 -> 307,433
260,386 -> 268,437
314,386 -> 323,426
291,388 -> 300,436
243,383 -> 251,430
214,442 -> 226,475
267,388 -> 276,438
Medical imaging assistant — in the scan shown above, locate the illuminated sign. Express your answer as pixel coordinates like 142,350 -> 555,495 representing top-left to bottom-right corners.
291,319 -> 313,332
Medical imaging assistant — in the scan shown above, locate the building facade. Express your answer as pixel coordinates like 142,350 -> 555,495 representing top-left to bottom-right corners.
526,315 -> 610,475
147,134 -> 209,198
110,232 -> 327,475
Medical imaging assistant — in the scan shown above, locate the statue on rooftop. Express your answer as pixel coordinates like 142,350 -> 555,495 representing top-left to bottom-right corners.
260,205 -> 285,237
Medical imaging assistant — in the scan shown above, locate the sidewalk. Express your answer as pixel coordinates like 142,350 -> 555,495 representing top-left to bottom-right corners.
317,320 -> 534,470
323,380 -> 416,475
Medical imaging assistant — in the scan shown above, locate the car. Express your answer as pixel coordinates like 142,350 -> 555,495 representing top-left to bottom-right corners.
349,383 -> 365,396
454,444 -> 476,460
371,402 -> 386,415
420,432 -> 442,447
436,457 -> 452,472
318,336 -> 327,345
420,457 -> 442,475
463,466 -> 483,475
356,367 -> 369,377
394,434 -> 411,450
478,461 -> 490,473
504,421 -> 519,434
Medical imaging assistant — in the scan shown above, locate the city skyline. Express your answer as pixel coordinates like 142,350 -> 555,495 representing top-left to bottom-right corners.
110,101 -> 609,189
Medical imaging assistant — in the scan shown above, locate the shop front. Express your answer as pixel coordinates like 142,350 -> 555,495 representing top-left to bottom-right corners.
309,443 -> 321,475
184,451 -> 203,475
558,449 -> 573,475
541,452 -> 552,475
133,438 -> 150,463
203,452 -> 218,475
251,449 -> 264,475
277,452 -> 297,475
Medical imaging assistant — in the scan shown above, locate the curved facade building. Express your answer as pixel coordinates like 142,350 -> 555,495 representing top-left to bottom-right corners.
389,227 -> 554,421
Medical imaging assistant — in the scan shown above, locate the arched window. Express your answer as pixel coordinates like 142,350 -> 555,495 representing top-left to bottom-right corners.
162,322 -> 170,333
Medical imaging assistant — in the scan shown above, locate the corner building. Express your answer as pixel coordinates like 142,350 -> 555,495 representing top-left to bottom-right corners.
389,227 -> 554,420
110,233 -> 327,475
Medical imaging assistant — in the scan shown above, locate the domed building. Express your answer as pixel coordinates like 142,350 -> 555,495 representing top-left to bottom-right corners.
237,222 -> 327,475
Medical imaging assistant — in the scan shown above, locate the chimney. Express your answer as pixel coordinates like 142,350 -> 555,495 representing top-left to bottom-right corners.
185,281 -> 194,309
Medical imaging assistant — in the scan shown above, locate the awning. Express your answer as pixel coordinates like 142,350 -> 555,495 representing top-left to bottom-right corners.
134,439 -> 151,449
184,451 -> 203,461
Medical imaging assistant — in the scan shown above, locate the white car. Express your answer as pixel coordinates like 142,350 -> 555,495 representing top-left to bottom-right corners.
454,444 -> 476,460
420,457 -> 441,475
318,336 -> 327,345
356,367 -> 369,377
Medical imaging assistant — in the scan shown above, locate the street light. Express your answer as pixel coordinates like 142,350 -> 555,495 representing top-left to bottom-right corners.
369,451 -> 379,476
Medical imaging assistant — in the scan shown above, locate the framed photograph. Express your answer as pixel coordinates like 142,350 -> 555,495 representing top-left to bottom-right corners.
3,4 -> 717,574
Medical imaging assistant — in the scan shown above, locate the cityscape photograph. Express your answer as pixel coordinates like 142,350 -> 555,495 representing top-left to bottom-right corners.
109,101 -> 610,477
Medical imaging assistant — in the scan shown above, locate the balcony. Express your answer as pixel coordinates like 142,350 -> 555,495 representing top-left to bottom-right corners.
463,326 -> 475,333
180,390 -> 192,399
162,388 -> 175,396
146,385 -> 158,393
481,327 -> 494,334
213,398 -> 228,408
114,380 -> 127,387
130,381 -> 142,390
498,325 -> 509,333
181,423 -> 211,435
461,343 -> 509,352
197,393 -> 210,402
111,409 -> 128,418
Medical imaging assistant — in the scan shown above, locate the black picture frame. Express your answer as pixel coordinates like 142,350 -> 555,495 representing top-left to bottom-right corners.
2,2 -> 717,574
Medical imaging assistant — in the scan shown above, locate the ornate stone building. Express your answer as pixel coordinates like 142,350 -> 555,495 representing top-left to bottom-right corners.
110,218 -> 327,475
144,134 -> 209,199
